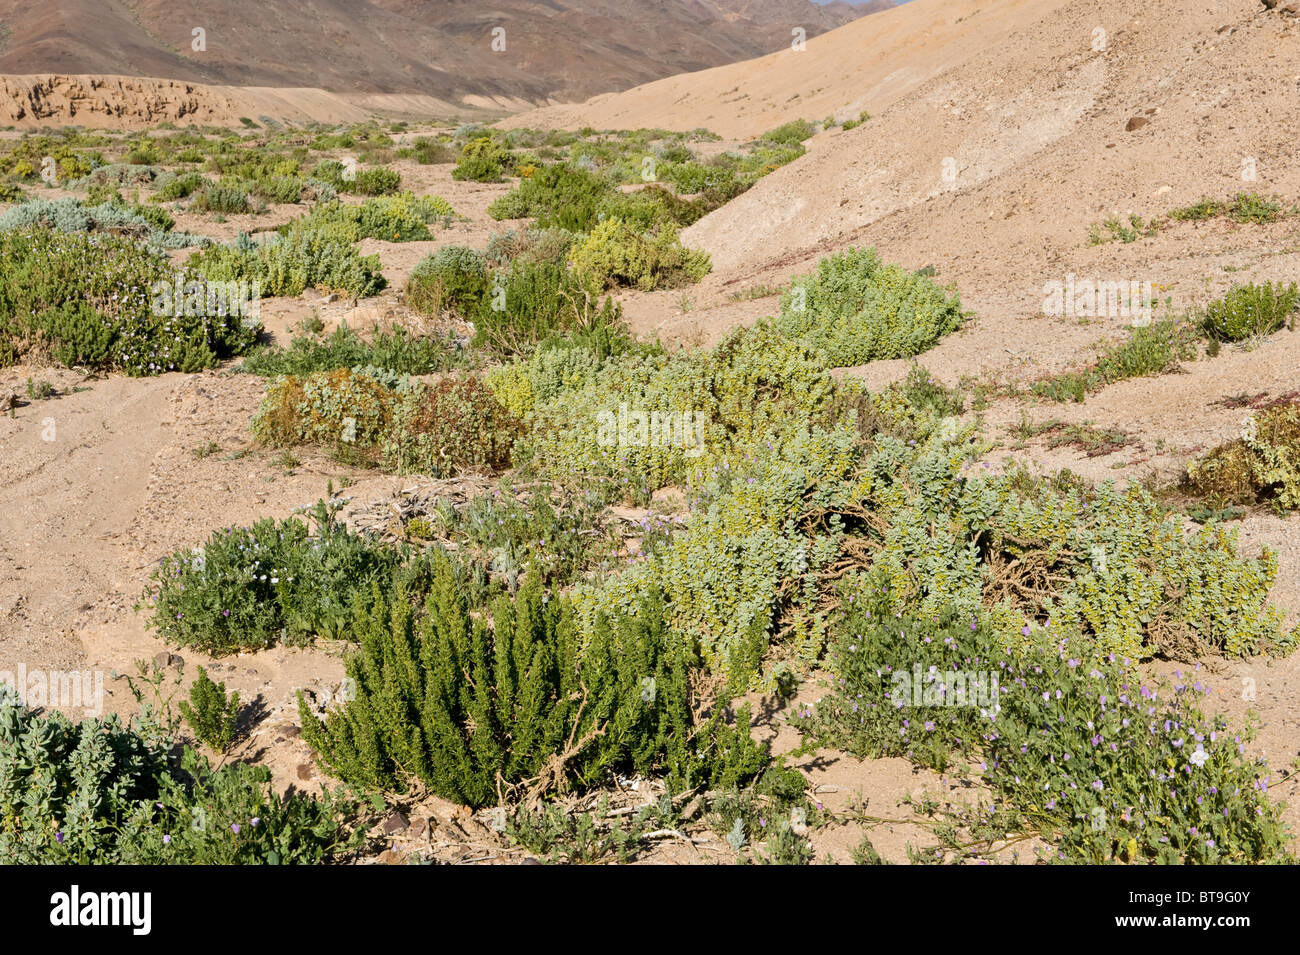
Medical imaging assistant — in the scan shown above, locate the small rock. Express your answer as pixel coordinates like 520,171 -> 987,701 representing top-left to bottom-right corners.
322,293 -> 339,304
377,849 -> 407,865
383,810 -> 410,835
520,857 -> 543,866
152,651 -> 183,669
1124,116 -> 1149,132
407,816 -> 430,839
280,723 -> 301,739
296,762 -> 315,781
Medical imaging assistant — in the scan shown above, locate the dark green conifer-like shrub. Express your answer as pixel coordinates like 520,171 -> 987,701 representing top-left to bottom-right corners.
299,562 -> 773,807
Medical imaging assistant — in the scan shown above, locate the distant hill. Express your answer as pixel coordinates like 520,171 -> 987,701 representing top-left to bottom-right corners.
0,0 -> 890,107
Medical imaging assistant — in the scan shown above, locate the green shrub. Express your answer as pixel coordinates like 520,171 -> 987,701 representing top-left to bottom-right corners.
0,229 -> 258,374
570,217 -> 711,290
1201,281 -> 1298,342
1226,192 -> 1283,224
406,245 -> 490,316
143,501 -> 407,654
568,388 -> 1285,689
299,563 -> 774,807
791,589 -> 1290,863
309,159 -> 349,189
309,161 -> 400,195
188,226 -> 386,298
179,667 -> 240,752
406,136 -> 457,164
840,111 -> 870,131
241,322 -> 456,376
1186,400 -> 1300,509
597,185 -> 705,229
1032,318 -> 1198,402
1087,214 -> 1158,245
248,174 -> 305,204
451,136 -> 514,182
193,183 -> 250,214
1174,193 -> 1286,225
0,696 -> 359,863
128,202 -> 175,234
471,260 -> 623,356
155,171 -> 207,200
0,197 -> 203,248
760,119 -> 816,146
349,167 -> 401,196
863,428 -> 1285,662
294,193 -> 455,243
431,483 -> 617,589
487,345 -> 602,418
487,163 -> 612,231
1168,197 -> 1225,222
519,322 -> 834,496
772,247 -> 964,367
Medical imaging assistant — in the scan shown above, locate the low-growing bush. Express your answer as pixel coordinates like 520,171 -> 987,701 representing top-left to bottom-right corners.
247,174 -> 306,204
251,367 -> 400,461
1186,400 -> 1300,509
293,193 -> 455,243
349,167 -> 401,196
772,247 -> 963,367
310,161 -> 400,195
299,563 -> 775,807
405,136 -> 457,164
193,183 -> 250,214
180,667 -> 241,752
188,225 -> 386,298
570,217 -> 711,290
1201,281 -> 1298,342
241,322 -> 457,377
155,171 -> 207,200
0,695 -> 360,863
430,483 -> 617,589
471,260 -> 623,356
565,387 -> 1286,688
792,588 -> 1291,863
1032,317 -> 1198,402
143,501 -> 408,654
760,119 -> 816,146
406,245 -> 490,317
484,226 -> 577,268
487,163 -> 612,232
597,185 -> 705,229
451,136 -> 514,182
382,373 -> 521,476
1170,193 -> 1284,225
0,197 -> 204,249
0,229 -> 258,374
252,367 -> 519,476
